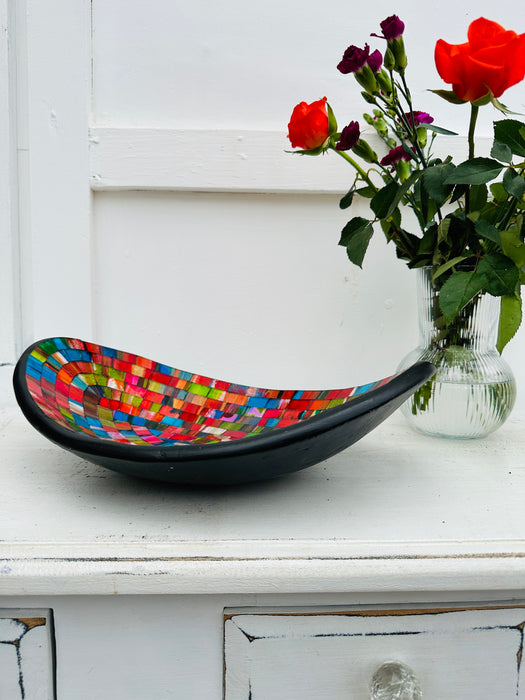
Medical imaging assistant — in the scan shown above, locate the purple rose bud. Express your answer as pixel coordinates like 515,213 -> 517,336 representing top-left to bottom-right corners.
404,111 -> 434,127
337,44 -> 370,74
380,145 -> 413,167
379,15 -> 405,41
336,121 -> 360,151
367,50 -> 383,73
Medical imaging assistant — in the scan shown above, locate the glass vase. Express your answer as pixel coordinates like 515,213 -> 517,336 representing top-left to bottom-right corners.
399,266 -> 517,439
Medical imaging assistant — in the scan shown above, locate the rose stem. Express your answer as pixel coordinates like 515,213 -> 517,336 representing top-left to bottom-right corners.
332,148 -> 378,191
465,103 -> 479,214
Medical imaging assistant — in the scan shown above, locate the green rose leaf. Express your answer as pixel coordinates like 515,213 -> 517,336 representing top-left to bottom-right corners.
421,163 -> 455,205
490,96 -> 517,116
420,123 -> 458,136
338,217 -> 374,268
385,170 -> 422,219
370,181 -> 400,219
490,182 -> 508,202
371,171 -> 422,221
444,158 -> 504,185
497,294 -> 522,354
432,256 -> 470,281
286,144 -> 327,156
428,89 -> 466,105
469,183 -> 488,211
490,140 -> 513,163
439,269 -> 485,322
326,102 -> 338,136
416,225 -> 437,258
339,189 -> 354,210
355,185 -> 376,198
450,183 -> 469,203
502,168 -> 525,200
494,119 -> 525,158
477,253 -> 519,296
475,219 -> 501,245
436,217 -> 452,246
500,229 -> 525,268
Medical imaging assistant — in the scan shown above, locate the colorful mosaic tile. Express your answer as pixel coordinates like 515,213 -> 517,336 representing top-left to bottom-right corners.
22,337 -> 394,446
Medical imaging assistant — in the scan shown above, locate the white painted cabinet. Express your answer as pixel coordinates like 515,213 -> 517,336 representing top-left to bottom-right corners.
225,605 -> 525,699
0,610 -> 55,700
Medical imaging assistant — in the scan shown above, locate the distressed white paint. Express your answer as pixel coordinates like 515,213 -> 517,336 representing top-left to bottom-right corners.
224,606 -> 525,699
0,610 -> 55,700
0,596 -> 228,700
0,596 -> 521,700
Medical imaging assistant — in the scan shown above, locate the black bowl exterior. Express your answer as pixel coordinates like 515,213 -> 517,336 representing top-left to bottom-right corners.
13,338 -> 435,485
68,388 -> 420,485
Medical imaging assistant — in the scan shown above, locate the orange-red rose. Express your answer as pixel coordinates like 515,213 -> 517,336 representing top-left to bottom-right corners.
435,17 -> 525,102
287,97 -> 329,150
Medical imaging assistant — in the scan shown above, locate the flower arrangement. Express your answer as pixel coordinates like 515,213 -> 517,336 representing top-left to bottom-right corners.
287,16 -> 525,354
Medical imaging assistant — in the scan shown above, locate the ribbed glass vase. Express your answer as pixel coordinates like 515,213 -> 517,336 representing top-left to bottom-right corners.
399,266 -> 517,439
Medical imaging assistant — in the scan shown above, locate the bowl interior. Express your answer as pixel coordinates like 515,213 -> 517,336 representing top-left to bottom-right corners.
22,337 -> 394,448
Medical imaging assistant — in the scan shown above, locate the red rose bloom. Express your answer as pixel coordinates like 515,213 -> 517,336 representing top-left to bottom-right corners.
435,17 -> 525,102
287,97 -> 329,150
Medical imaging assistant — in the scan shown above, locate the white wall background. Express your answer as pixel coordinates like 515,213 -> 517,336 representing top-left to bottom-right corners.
4,0 -> 525,404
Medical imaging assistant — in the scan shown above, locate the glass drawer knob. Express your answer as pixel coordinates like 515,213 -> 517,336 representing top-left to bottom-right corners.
370,661 -> 422,700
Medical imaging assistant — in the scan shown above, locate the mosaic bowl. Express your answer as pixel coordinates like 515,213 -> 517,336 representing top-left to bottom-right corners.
13,338 -> 435,485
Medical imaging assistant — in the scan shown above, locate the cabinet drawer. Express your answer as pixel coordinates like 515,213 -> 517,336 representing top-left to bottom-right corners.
0,609 -> 56,700
224,604 -> 525,699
